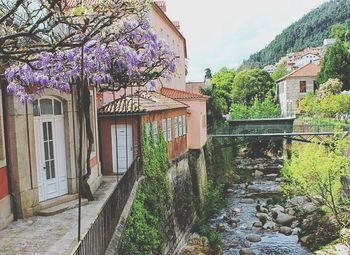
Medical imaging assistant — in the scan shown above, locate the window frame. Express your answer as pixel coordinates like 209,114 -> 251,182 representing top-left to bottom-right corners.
174,116 -> 178,138
167,118 -> 172,142
299,81 -> 307,93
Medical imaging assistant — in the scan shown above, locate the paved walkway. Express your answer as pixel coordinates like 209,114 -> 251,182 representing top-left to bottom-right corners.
0,176 -> 119,255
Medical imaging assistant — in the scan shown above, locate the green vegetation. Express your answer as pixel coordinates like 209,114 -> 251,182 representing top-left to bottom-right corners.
230,94 -> 280,120
201,86 -> 228,127
244,0 -> 350,66
271,64 -> 288,81
299,93 -> 350,121
281,136 -> 350,225
316,41 -> 350,89
210,67 -> 236,108
232,68 -> 275,105
120,130 -> 173,255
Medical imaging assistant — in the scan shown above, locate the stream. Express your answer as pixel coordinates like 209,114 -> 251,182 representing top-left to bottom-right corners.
211,157 -> 312,255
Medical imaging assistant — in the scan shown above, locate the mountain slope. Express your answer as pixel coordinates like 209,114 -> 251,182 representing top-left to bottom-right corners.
244,0 -> 350,67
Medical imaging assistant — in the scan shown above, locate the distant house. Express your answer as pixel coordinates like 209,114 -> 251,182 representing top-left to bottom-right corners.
322,38 -> 337,54
294,53 -> 320,68
263,65 -> 277,73
98,91 -> 188,175
161,87 -> 208,149
277,63 -> 321,116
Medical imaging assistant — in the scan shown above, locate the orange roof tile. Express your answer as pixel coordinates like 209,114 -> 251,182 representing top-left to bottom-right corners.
161,87 -> 208,100
277,63 -> 321,82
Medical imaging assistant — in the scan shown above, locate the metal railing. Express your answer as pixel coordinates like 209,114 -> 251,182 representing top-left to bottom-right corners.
71,157 -> 141,255
208,124 -> 349,136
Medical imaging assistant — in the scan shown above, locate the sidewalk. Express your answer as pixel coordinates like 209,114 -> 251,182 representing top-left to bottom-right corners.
0,176 -> 118,255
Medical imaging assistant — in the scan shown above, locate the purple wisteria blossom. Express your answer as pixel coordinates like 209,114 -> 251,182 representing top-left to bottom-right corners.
5,18 -> 177,103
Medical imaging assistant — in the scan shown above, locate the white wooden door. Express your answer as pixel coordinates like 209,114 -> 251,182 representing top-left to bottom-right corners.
34,98 -> 68,202
111,124 -> 133,174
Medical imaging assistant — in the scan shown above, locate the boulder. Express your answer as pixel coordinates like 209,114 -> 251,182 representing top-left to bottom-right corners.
292,227 -> 301,235
217,223 -> 226,232
279,226 -> 292,235
232,208 -> 241,214
263,221 -> 276,230
275,212 -> 296,226
272,205 -> 285,212
253,221 -> 263,228
291,220 -> 299,229
247,185 -> 261,193
265,174 -> 278,180
239,248 -> 255,255
246,234 -> 262,242
241,198 -> 255,204
256,213 -> 270,222
286,196 -> 311,207
228,217 -> 240,225
254,170 -> 264,178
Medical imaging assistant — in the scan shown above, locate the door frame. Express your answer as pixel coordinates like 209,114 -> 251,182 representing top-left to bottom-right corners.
111,124 -> 133,174
34,97 -> 68,202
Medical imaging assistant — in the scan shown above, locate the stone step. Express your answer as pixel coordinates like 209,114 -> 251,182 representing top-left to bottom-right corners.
37,198 -> 88,216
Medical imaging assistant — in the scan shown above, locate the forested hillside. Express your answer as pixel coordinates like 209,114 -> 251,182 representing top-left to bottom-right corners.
243,0 -> 350,67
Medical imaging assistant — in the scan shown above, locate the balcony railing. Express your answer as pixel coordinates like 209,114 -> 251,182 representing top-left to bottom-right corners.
71,157 -> 142,255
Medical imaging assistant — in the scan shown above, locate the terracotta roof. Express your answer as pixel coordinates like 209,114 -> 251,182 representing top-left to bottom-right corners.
98,97 -> 146,115
161,87 -> 208,100
98,91 -> 187,115
277,63 -> 321,82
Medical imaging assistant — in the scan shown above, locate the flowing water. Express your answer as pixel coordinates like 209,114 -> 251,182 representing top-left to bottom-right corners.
211,158 -> 312,255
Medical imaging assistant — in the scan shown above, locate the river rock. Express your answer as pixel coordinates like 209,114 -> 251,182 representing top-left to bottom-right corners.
272,204 -> 285,212
299,235 -> 311,245
260,207 -> 269,213
232,208 -> 241,214
292,227 -> 301,235
246,234 -> 262,242
275,212 -> 296,226
256,213 -> 270,222
279,226 -> 292,235
265,174 -> 278,180
217,223 -> 226,232
228,217 -> 240,225
263,221 -> 276,230
239,248 -> 255,255
241,198 -> 255,204
247,185 -> 260,193
253,221 -> 262,228
286,196 -> 311,207
302,202 -> 317,213
286,208 -> 295,215
254,170 -> 264,178
291,220 -> 299,229
227,188 -> 235,193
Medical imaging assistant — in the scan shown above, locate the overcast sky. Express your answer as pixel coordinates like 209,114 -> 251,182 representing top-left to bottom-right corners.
164,0 -> 328,82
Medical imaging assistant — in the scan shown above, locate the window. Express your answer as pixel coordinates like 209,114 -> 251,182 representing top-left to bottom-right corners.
174,117 -> 178,138
178,116 -> 183,136
33,98 -> 63,116
162,119 -> 167,140
300,81 -> 307,93
152,121 -> 158,143
167,118 -> 172,141
183,115 -> 187,135
145,123 -> 151,142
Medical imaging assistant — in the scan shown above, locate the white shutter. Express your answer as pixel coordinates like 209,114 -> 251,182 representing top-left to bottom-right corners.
167,118 -> 172,141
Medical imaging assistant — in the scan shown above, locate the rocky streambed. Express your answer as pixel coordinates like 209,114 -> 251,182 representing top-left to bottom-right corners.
212,157 -> 312,255
180,157 -> 316,255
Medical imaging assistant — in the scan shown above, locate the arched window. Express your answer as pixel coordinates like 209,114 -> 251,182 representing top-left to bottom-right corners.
33,98 -> 63,117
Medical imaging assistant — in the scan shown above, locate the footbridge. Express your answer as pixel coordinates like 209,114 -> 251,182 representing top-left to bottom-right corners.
208,117 -> 350,144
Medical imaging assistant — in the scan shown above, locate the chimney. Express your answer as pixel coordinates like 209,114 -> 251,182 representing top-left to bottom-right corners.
155,1 -> 167,13
172,21 -> 180,30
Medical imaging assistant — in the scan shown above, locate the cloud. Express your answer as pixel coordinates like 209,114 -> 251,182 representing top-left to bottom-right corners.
164,0 -> 327,81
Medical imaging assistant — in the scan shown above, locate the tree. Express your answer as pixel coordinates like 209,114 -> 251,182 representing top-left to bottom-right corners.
4,4 -> 177,200
204,68 -> 212,86
210,67 -> 236,108
232,68 -> 275,105
0,0 -> 144,64
316,41 -> 350,90
271,64 -> 288,81
331,24 -> 349,42
201,86 -> 227,127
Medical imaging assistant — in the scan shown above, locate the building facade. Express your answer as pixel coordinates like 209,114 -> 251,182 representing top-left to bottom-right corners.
277,63 -> 320,116
2,86 -> 102,218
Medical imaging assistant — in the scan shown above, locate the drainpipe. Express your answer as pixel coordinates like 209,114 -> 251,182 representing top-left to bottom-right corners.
1,85 -> 18,220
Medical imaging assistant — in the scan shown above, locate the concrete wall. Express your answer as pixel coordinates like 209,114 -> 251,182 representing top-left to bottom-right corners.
184,99 -> 207,150
279,77 -> 315,116
5,88 -> 101,218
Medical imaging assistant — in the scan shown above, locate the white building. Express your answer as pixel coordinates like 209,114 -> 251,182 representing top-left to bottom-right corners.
294,53 -> 320,68
263,65 -> 277,73
277,63 -> 321,116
